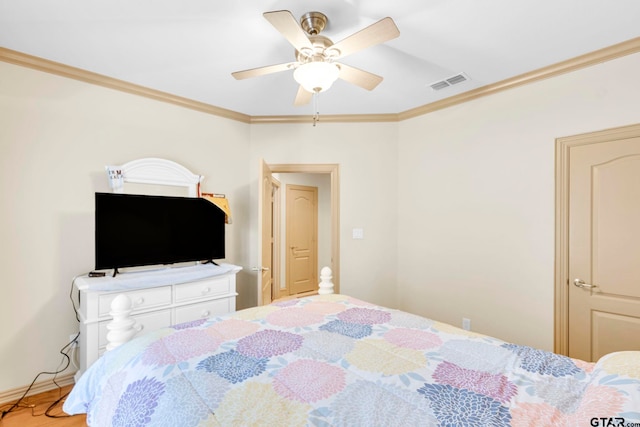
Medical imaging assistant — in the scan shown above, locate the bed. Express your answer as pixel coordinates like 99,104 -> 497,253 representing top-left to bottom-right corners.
64,292 -> 640,426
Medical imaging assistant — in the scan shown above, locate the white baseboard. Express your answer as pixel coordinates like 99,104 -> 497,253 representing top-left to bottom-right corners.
0,372 -> 76,406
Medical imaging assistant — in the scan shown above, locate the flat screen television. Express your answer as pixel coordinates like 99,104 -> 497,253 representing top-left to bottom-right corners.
95,192 -> 226,271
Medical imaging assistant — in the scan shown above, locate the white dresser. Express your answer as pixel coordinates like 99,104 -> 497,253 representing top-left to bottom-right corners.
73,264 -> 241,377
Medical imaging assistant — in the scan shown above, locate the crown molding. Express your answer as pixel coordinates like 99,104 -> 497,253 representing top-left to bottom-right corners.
2,37 -> 639,124
0,47 -> 251,124
398,37 -> 640,121
249,113 -> 399,124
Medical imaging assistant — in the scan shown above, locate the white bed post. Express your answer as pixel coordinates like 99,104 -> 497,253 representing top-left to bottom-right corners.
318,266 -> 335,295
106,294 -> 137,351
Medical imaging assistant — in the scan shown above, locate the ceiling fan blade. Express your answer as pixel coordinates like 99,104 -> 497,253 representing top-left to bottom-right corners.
337,63 -> 383,91
329,17 -> 400,58
232,62 -> 297,80
294,86 -> 313,106
263,10 -> 314,53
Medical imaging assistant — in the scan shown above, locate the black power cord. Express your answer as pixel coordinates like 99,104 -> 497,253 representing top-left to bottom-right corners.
0,333 -> 78,419
0,275 -> 85,420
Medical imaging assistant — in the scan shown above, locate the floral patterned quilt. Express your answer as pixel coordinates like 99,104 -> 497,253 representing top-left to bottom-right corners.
64,294 -> 640,426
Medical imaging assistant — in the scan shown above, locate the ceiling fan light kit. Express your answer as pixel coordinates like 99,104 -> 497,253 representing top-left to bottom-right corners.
293,61 -> 340,93
231,9 -> 400,122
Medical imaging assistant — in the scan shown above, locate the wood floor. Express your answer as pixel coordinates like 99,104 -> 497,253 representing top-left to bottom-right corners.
0,385 -> 86,427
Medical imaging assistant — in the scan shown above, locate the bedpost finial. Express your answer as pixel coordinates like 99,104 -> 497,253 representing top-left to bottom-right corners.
106,294 -> 137,351
318,266 -> 334,295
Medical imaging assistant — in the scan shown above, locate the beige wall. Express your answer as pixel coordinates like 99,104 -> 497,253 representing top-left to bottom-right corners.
249,122 -> 399,307
1,50 -> 639,395
0,62 -> 251,393
397,52 -> 640,351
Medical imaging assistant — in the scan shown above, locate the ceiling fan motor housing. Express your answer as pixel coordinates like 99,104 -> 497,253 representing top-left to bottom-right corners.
300,12 -> 327,35
296,34 -> 338,63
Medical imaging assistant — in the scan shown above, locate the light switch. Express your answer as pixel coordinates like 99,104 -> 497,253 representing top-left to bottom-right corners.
352,228 -> 364,239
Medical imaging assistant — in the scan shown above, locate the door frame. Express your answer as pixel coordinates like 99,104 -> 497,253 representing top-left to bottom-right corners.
271,176 -> 282,299
554,123 -> 640,356
269,163 -> 340,294
259,160 -> 274,306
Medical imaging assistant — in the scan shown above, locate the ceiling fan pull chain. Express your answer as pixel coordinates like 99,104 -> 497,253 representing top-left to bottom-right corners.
313,90 -> 320,126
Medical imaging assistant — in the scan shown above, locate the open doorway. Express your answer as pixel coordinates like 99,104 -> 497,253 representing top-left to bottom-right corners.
258,163 -> 340,305
277,178 -> 323,298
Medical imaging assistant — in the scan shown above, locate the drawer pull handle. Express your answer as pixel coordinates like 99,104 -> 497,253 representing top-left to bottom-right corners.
201,310 -> 210,318
135,297 -> 145,306
134,324 -> 144,332
202,287 -> 211,294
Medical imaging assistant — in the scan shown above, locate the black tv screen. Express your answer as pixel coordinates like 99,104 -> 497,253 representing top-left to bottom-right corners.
95,192 -> 226,270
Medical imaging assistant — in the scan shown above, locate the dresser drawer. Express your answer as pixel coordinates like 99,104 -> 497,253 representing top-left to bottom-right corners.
99,309 -> 172,347
174,277 -> 231,303
98,286 -> 172,317
174,298 -> 232,325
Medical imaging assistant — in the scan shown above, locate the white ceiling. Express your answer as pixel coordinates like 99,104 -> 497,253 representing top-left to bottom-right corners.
1,1 -> 639,117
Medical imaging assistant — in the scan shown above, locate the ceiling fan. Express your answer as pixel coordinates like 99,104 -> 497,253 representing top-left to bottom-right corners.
231,10 -> 400,106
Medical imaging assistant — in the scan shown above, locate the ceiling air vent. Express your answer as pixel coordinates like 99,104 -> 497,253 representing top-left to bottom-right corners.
429,73 -> 470,91
430,81 -> 451,91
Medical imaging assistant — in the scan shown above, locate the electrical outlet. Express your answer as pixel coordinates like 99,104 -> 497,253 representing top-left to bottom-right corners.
462,318 -> 471,331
